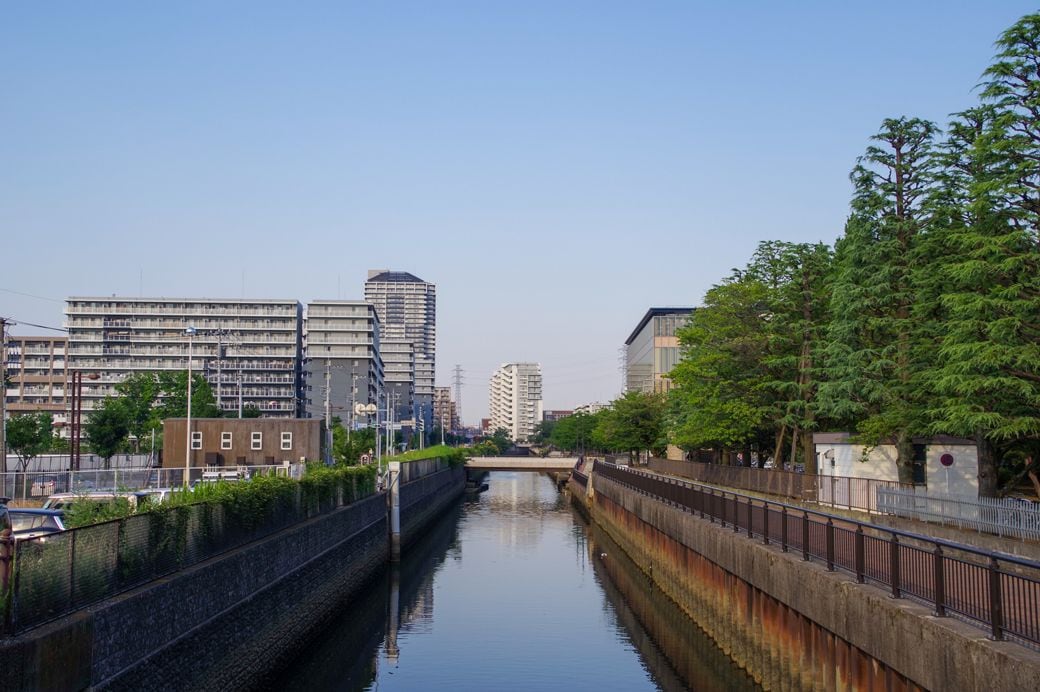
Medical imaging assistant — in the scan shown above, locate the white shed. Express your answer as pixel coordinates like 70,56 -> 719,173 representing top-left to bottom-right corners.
812,433 -> 979,497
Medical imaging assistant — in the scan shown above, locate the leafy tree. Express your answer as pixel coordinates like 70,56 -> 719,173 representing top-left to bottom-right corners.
531,420 -> 557,445
597,392 -> 667,461
927,14 -> 1040,494
331,419 -> 377,465
817,117 -> 940,483
85,400 -> 130,465
490,428 -> 513,455
6,412 -> 54,472
241,404 -> 263,419
550,412 -> 600,453
154,371 -> 222,420
669,273 -> 771,463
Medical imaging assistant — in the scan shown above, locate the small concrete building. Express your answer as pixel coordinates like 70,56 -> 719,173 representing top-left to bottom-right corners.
813,432 -> 979,496
164,418 -> 321,468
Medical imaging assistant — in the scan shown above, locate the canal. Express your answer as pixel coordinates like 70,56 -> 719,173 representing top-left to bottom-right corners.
271,471 -> 758,691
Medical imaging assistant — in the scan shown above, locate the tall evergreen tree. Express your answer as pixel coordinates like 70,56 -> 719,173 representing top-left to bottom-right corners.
929,14 -> 1040,494
817,117 -> 939,482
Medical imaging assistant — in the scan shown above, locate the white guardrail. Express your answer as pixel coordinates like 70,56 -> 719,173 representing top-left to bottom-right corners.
877,487 -> 1040,541
0,463 -> 303,501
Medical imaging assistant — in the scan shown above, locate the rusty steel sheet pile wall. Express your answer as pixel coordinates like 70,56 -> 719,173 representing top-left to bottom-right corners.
587,463 -> 1040,691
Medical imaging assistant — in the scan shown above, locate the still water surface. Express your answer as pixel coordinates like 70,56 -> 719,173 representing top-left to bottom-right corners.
275,472 -> 758,691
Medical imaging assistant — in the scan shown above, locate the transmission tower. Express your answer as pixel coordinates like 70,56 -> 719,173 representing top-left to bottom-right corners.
452,364 -> 464,430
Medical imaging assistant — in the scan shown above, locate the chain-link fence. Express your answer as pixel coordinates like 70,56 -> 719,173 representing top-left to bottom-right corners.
2,471 -> 376,635
0,464 -> 302,503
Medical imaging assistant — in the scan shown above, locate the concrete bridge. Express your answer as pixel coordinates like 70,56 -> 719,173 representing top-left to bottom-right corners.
464,456 -> 579,472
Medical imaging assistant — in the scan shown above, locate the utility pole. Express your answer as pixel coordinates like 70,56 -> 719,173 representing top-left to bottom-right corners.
0,318 -> 7,474
452,364 -> 464,434
324,358 -> 333,465
348,368 -> 358,442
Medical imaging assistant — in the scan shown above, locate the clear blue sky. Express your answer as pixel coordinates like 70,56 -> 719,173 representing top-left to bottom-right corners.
2,2 -> 1035,422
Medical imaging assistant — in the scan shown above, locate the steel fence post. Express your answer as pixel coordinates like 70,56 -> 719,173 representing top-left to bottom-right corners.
989,556 -> 1004,640
802,511 -> 810,561
781,506 -> 788,552
890,535 -> 901,598
933,545 -> 945,617
747,498 -> 753,538
762,502 -> 770,545
855,525 -> 865,583
826,517 -> 835,571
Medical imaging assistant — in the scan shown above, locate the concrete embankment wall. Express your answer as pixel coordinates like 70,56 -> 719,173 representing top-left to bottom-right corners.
585,472 -> 1040,692
1,459 -> 467,691
400,463 -> 466,549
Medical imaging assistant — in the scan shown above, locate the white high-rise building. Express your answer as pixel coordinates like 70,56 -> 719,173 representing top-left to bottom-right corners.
488,362 -> 543,443
364,271 -> 436,431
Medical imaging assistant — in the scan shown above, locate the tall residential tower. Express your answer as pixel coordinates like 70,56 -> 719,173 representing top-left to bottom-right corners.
488,362 -> 542,443
364,271 -> 436,433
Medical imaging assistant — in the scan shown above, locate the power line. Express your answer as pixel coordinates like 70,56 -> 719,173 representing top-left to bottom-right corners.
0,288 -> 63,303
0,316 -> 68,333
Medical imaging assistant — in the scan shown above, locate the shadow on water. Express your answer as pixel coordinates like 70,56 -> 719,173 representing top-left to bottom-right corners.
263,503 -> 464,691
585,517 -> 759,691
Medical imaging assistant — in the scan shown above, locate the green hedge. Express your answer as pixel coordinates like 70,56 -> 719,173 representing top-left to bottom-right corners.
385,445 -> 468,466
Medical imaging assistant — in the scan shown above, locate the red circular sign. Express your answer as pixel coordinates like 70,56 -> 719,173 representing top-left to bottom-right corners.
940,454 -> 954,467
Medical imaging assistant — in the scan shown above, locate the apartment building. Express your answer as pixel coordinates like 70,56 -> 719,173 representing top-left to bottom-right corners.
433,386 -> 458,433
542,410 -> 573,423
624,307 -> 694,394
364,270 -> 436,432
489,363 -> 543,443
381,338 -> 415,425
65,297 -> 303,417
302,301 -> 383,426
4,336 -> 68,428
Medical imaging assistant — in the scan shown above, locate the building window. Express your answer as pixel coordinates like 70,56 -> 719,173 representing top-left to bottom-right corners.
191,432 -> 202,450
251,432 -> 263,450
221,432 -> 233,450
281,432 -> 293,450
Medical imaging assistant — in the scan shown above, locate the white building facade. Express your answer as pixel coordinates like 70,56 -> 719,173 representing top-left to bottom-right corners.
65,297 -> 302,417
489,362 -> 543,443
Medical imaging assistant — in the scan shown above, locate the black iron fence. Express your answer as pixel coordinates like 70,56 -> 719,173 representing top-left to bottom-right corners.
1,476 -> 377,635
647,458 -> 914,513
594,461 -> 1040,648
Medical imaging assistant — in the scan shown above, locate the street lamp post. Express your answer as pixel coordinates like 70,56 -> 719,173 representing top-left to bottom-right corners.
184,326 -> 197,487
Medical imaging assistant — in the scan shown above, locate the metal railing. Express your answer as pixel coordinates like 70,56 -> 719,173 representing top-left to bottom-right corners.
1,472 -> 378,635
878,488 -> 1040,541
0,464 -> 301,502
594,461 -> 1040,648
647,458 -> 914,513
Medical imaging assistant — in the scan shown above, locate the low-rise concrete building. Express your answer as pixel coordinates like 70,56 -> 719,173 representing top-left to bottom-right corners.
812,432 -> 979,496
163,418 -> 320,468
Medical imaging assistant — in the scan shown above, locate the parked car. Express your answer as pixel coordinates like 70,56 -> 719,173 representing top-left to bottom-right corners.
191,471 -> 244,489
0,502 -> 10,537
30,475 -> 59,497
133,488 -> 176,506
9,509 -> 66,541
42,491 -> 141,512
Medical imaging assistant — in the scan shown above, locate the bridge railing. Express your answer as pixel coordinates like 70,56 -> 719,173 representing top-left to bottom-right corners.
593,461 -> 1040,649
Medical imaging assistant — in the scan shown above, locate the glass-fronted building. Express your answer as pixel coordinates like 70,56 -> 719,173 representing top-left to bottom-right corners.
624,308 -> 693,394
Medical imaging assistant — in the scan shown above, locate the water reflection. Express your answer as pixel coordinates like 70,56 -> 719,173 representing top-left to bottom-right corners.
271,472 -> 757,691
